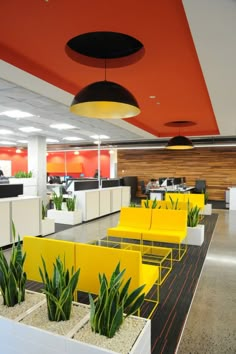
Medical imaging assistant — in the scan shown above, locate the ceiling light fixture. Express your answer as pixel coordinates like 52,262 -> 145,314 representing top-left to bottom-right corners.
19,127 -> 42,133
67,31 -> 142,119
16,148 -> 22,153
0,129 -> 14,134
62,137 -> 83,141
165,135 -> 194,150
0,110 -> 34,118
50,123 -> 75,130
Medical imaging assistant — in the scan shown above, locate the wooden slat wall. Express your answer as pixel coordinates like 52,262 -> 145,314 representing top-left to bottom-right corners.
118,147 -> 236,200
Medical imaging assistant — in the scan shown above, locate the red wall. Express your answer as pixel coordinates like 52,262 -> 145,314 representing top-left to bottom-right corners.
0,148 -> 110,178
0,148 -> 28,176
47,150 -> 110,178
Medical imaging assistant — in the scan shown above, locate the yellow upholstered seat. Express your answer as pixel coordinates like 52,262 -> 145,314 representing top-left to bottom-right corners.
107,207 -> 152,240
23,236 -> 75,282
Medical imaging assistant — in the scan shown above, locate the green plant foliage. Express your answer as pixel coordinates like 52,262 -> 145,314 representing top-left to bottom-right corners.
89,262 -> 145,338
0,222 -> 26,307
152,198 -> 158,209
168,196 -> 180,210
187,202 -> 201,227
66,196 -> 76,211
129,202 -> 136,207
14,171 -> 33,178
39,256 -> 80,321
52,192 -> 63,210
144,198 -> 150,208
204,192 -> 209,205
42,201 -> 47,220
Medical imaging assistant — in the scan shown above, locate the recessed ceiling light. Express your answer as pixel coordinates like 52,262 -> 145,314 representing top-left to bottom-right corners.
74,151 -> 79,155
90,135 -> 110,139
0,110 -> 34,118
46,138 -> 59,143
16,148 -> 22,153
0,141 -> 16,145
50,123 -> 75,130
62,137 -> 84,141
149,95 -> 156,99
17,140 -> 28,143
19,127 -> 42,133
0,129 -> 14,134
156,102 -> 160,105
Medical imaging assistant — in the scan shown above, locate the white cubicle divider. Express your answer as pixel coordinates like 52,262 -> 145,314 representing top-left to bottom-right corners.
74,187 -> 131,222
9,178 -> 38,196
0,200 -> 11,247
0,196 -> 41,247
228,187 -> 236,210
99,188 -> 111,216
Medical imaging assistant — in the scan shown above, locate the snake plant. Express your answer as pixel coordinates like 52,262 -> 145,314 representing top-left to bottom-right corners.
0,222 -> 27,307
66,196 -> 76,211
52,192 -> 63,210
39,256 -> 80,321
89,262 -> 145,338
187,203 -> 201,227
168,196 -> 180,210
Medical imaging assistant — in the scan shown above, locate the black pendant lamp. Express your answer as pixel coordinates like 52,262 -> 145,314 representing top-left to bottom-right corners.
67,31 -> 143,119
70,80 -> 140,119
165,135 -> 194,150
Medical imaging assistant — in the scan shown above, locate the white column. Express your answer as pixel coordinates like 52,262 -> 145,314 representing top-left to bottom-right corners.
110,149 -> 117,178
28,136 -> 47,203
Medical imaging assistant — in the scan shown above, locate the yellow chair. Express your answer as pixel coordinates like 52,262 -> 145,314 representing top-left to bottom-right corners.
23,236 -> 75,282
107,207 -> 152,240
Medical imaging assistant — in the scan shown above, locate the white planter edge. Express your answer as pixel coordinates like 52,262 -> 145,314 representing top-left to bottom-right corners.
0,295 -> 151,354
47,209 -> 82,225
183,224 -> 205,246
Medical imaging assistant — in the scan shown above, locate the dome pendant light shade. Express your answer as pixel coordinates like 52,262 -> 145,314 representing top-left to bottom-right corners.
70,80 -> 140,119
166,135 -> 194,150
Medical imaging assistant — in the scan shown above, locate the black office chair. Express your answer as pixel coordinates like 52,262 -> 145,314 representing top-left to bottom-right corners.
193,179 -> 206,194
140,180 -> 147,194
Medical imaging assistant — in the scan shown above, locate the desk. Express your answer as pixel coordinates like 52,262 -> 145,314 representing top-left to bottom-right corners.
89,239 -> 172,285
149,187 -> 194,200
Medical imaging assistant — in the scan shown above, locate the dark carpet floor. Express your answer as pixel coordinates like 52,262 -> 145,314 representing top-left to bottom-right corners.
26,213 -> 218,354
150,213 -> 218,354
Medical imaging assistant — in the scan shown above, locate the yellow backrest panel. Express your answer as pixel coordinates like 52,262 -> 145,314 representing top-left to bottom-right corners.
23,236 -> 75,283
151,209 -> 187,231
184,194 -> 205,209
75,243 -> 141,295
119,207 -> 152,229
157,200 -> 172,209
176,201 -> 192,210
165,193 -> 185,202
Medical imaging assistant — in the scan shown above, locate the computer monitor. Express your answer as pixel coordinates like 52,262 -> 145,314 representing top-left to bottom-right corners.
174,177 -> 182,185
159,177 -> 167,186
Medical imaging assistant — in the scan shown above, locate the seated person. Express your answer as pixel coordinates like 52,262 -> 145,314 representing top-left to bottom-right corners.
145,178 -> 158,193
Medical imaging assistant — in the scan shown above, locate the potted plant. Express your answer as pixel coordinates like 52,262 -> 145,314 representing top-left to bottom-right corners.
1,259 -> 151,354
41,201 -> 55,236
47,193 -> 82,225
183,204 -> 205,246
200,191 -> 212,215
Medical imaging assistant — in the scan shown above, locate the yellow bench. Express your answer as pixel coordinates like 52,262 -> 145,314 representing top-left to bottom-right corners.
165,193 -> 204,210
23,236 -> 159,318
23,236 -> 75,283
142,209 -> 187,261
107,207 -> 152,240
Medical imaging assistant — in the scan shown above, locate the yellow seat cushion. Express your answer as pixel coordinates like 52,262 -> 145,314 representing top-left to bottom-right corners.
23,236 -> 75,283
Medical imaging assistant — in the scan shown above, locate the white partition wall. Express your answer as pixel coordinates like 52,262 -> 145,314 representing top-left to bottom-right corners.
75,190 -> 100,221
0,196 -> 41,247
121,186 -> 131,207
11,197 -> 41,239
110,188 -> 122,212
99,189 -> 111,216
0,201 -> 11,247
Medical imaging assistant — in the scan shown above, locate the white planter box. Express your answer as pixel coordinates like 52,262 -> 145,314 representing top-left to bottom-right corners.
200,203 -> 212,215
183,224 -> 205,246
0,294 -> 151,354
47,209 -> 82,225
41,218 -> 55,236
